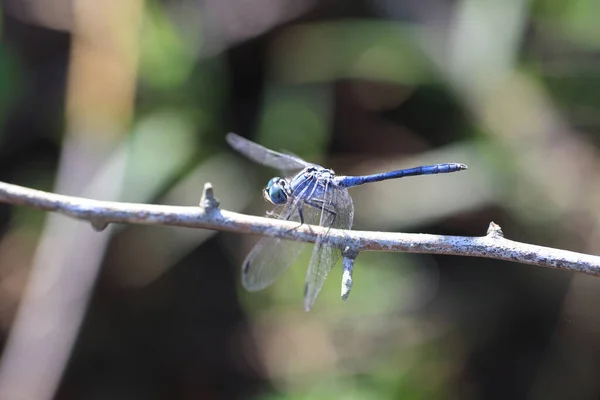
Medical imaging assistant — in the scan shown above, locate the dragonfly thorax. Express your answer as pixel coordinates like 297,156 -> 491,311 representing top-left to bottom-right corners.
263,177 -> 291,205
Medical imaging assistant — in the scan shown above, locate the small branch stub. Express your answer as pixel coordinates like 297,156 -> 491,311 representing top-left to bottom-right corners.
341,247 -> 358,301
200,182 -> 220,210
486,221 -> 504,238
90,218 -> 109,232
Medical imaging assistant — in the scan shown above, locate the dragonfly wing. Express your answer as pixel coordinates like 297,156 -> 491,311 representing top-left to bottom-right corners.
241,236 -> 308,291
241,195 -> 308,291
226,133 -> 310,171
303,184 -> 354,311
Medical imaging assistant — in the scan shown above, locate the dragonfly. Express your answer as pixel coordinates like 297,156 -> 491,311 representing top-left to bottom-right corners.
227,133 -> 467,311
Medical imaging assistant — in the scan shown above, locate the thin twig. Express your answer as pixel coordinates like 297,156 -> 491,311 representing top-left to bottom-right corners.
0,180 -> 599,276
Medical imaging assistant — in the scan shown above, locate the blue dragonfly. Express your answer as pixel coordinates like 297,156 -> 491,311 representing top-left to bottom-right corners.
227,133 -> 467,311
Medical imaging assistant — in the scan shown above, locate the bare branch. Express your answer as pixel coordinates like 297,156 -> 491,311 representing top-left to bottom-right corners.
0,180 -> 599,276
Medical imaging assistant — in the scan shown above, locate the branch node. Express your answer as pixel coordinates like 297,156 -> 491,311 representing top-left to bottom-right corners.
341,246 -> 359,301
200,182 -> 220,210
90,218 -> 109,232
486,221 -> 504,238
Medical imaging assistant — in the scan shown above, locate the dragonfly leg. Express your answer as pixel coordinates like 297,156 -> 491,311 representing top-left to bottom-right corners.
283,198 -> 337,234
283,202 -> 310,233
297,203 -> 305,225
303,198 -> 337,230
266,210 -> 277,218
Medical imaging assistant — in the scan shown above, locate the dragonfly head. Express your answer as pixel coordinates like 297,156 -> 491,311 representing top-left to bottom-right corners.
263,177 -> 289,205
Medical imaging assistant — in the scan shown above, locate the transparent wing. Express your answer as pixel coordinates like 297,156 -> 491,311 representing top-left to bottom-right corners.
226,133 -> 310,171
303,184 -> 354,311
241,184 -> 313,291
241,235 -> 308,291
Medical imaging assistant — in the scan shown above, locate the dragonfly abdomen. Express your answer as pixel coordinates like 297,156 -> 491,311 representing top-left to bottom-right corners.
337,163 -> 467,188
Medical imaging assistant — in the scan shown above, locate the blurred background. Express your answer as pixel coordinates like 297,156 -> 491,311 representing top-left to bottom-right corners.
1,0 -> 600,399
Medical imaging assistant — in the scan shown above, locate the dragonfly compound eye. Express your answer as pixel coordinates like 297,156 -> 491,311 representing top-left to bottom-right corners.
263,177 -> 288,205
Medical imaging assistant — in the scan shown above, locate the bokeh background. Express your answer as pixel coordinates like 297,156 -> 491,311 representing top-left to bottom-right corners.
1,0 -> 600,399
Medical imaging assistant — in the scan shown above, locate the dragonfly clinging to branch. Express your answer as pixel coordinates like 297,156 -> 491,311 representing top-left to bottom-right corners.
227,133 -> 467,311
